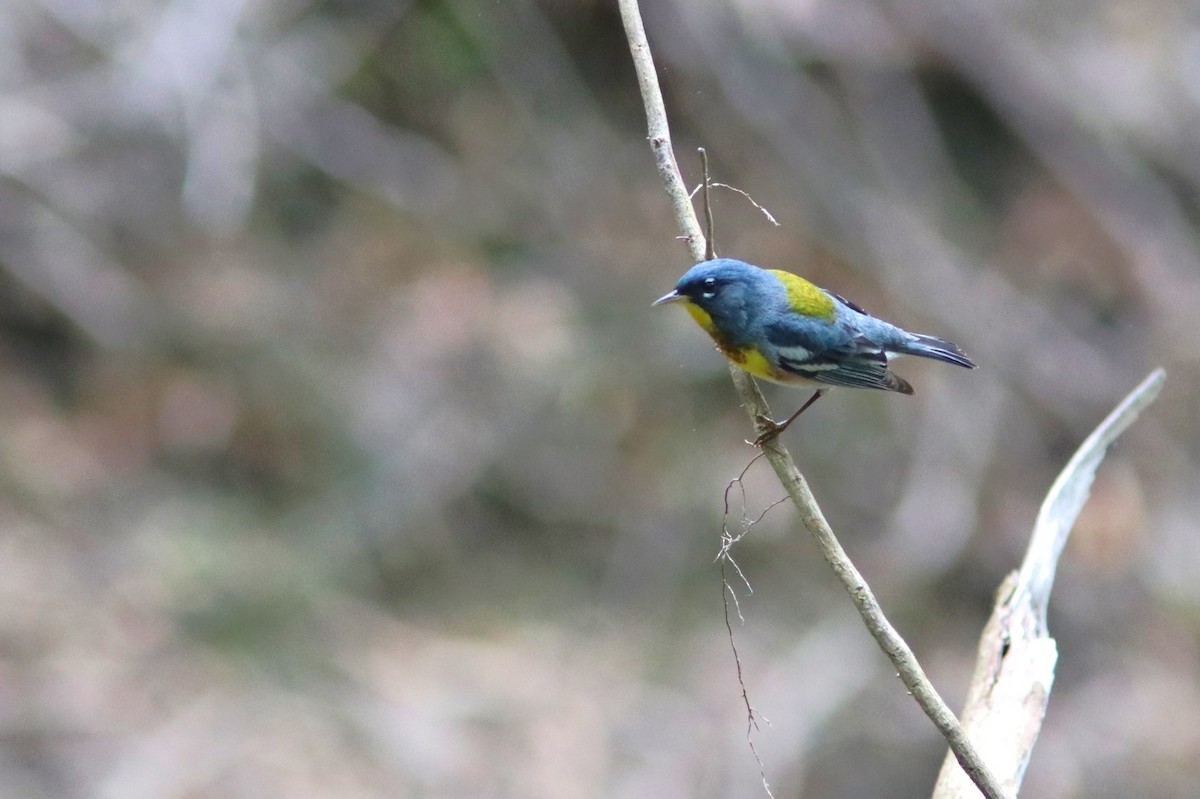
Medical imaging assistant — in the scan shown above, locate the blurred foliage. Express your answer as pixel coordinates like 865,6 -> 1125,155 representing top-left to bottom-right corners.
1,0 -> 1198,796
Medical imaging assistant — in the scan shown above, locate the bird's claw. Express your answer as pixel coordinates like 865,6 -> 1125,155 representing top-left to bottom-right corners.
751,415 -> 784,447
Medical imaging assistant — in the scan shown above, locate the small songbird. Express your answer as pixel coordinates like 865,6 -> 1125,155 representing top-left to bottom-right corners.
653,258 -> 976,443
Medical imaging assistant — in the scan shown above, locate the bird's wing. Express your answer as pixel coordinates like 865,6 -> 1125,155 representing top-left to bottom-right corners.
831,292 -> 870,316
764,319 -> 913,393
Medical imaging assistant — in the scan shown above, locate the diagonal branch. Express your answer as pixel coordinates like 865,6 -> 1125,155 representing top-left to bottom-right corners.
617,1 -> 1010,797
619,2 -> 706,263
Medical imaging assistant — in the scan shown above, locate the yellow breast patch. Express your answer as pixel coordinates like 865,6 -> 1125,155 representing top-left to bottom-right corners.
770,269 -> 835,320
726,345 -> 777,379
680,299 -> 778,379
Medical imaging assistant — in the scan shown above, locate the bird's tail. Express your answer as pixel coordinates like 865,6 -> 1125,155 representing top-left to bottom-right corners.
901,334 -> 976,369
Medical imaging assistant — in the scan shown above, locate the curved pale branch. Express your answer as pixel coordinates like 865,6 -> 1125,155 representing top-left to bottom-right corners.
933,368 -> 1165,798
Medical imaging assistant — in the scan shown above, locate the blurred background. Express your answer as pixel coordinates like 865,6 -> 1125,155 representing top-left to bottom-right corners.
1,0 -> 1198,796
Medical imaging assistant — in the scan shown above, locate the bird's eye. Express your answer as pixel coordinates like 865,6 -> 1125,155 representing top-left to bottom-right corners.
701,277 -> 718,299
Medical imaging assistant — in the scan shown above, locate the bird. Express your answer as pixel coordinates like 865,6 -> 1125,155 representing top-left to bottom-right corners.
653,258 -> 976,444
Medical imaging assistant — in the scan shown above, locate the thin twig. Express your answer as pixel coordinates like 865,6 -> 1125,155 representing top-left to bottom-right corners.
721,557 -> 776,799
718,452 -> 780,799
718,452 -> 785,558
700,148 -> 717,260
617,2 -> 1010,796
689,181 -> 781,226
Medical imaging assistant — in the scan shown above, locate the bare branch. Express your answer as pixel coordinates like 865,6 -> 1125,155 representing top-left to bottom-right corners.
618,1 -> 1010,796
618,2 -> 705,262
933,368 -> 1165,798
1016,368 -> 1166,624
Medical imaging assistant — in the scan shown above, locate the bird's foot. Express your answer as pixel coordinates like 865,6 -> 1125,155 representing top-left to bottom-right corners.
749,390 -> 824,447
751,415 -> 785,447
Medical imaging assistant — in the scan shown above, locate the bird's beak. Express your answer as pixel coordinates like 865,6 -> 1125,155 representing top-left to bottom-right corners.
652,289 -> 685,307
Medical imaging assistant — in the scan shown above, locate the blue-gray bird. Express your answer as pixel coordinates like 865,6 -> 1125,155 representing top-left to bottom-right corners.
653,258 -> 975,442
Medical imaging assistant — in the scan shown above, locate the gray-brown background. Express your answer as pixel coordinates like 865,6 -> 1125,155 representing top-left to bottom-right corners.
1,1 -> 1197,796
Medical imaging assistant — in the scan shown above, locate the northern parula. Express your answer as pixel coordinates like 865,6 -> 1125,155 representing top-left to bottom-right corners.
653,258 -> 975,442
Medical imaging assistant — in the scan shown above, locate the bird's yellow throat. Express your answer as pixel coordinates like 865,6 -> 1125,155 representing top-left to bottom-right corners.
683,301 -> 716,333
682,299 -> 777,380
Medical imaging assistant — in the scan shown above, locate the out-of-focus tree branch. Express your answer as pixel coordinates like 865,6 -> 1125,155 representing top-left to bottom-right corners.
933,368 -> 1165,798
619,1 -> 1009,796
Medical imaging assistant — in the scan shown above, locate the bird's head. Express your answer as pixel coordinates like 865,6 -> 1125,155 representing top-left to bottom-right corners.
652,259 -> 771,338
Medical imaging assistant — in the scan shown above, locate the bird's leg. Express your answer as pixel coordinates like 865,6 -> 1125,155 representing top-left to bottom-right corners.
753,390 -> 824,446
